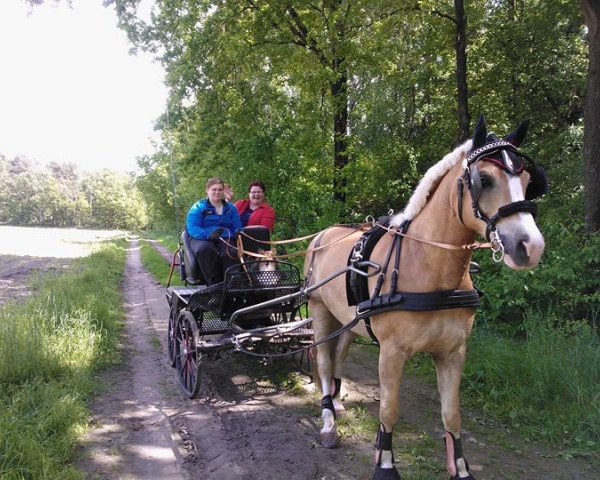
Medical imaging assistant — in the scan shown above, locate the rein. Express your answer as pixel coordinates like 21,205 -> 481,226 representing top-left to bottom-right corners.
236,226 -> 368,260
373,222 -> 497,252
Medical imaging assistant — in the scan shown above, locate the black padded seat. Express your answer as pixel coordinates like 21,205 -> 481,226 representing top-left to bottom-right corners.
179,230 -> 206,285
239,225 -> 271,254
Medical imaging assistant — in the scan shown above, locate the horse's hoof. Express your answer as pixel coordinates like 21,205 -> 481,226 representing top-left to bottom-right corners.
320,430 -> 340,448
373,465 -> 401,480
450,475 -> 475,480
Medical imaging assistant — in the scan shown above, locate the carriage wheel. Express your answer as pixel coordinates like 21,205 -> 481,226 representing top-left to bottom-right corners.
167,302 -> 179,368
175,310 -> 202,398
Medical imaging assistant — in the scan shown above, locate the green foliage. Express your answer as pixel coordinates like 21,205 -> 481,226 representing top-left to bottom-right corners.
0,156 -> 148,230
0,241 -> 126,479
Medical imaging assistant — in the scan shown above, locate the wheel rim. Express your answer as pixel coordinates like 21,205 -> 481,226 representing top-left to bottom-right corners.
167,303 -> 178,367
175,310 -> 201,398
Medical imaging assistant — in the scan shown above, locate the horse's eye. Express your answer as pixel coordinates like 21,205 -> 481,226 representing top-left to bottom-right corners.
480,175 -> 493,188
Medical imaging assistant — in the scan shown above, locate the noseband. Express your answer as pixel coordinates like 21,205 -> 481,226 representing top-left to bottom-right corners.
457,140 -> 540,260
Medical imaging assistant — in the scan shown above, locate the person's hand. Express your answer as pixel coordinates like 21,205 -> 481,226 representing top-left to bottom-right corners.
223,184 -> 234,201
210,228 -> 223,239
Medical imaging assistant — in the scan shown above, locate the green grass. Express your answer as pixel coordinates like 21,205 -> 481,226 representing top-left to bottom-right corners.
142,230 -> 179,253
463,315 -> 600,453
0,240 -> 127,480
138,239 -> 184,287
404,313 -> 600,458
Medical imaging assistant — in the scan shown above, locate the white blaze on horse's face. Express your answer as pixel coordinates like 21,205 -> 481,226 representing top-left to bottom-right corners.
498,169 -> 545,270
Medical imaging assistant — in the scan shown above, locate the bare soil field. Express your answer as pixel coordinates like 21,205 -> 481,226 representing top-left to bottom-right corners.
1,227 -> 598,479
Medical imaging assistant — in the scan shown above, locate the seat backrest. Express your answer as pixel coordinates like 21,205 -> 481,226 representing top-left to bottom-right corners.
180,230 -> 206,285
240,226 -> 271,255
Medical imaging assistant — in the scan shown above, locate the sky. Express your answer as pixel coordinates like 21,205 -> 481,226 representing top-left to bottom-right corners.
0,0 -> 167,173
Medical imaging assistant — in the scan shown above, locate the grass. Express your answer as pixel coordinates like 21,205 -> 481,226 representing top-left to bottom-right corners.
0,240 -> 127,480
142,230 -> 179,253
463,314 -> 600,453
138,239 -> 184,287
404,313 -> 600,458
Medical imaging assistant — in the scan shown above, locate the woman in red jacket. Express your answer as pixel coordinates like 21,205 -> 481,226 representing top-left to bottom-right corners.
232,180 -> 276,232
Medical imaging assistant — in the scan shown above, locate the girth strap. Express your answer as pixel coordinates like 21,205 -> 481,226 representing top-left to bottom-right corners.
355,289 -> 481,320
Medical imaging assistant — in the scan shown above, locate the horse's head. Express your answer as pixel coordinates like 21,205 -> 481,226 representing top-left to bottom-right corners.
459,115 -> 547,269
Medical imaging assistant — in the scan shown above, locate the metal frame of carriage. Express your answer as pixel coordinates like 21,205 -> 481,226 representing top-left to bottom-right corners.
165,226 -> 317,398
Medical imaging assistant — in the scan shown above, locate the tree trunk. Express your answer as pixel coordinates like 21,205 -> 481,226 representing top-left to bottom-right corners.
455,0 -> 470,143
581,0 -> 600,232
331,64 -> 349,204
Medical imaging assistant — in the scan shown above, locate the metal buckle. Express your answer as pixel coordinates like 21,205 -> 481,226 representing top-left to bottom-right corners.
489,229 -> 505,263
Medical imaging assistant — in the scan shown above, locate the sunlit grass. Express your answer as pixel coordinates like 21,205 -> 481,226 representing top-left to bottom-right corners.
0,240 -> 127,479
138,239 -> 184,287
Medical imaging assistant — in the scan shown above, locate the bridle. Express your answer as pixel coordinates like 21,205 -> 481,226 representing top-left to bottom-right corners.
457,139 -> 540,261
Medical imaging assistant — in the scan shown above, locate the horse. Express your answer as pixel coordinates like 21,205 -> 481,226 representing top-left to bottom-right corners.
303,115 -> 547,480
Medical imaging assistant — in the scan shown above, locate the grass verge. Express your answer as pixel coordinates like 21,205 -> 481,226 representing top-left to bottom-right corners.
138,239 -> 184,287
463,314 -> 600,455
406,313 -> 600,458
0,240 -> 127,480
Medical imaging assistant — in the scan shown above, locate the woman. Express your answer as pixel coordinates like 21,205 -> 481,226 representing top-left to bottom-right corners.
233,180 -> 276,232
186,177 -> 242,285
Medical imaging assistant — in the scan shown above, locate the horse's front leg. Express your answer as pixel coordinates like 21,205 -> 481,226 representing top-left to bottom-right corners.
373,344 -> 406,480
433,346 -> 476,480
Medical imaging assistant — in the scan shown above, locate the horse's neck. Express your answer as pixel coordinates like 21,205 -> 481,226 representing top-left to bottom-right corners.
398,164 -> 475,291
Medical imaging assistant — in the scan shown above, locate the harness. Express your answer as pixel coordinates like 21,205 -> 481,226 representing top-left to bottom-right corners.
345,138 -> 546,344
346,220 -> 481,344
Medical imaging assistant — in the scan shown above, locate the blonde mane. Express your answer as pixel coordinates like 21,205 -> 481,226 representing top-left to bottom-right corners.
390,139 -> 472,226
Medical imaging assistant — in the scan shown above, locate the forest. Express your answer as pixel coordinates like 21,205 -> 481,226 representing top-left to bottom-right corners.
0,154 -> 147,230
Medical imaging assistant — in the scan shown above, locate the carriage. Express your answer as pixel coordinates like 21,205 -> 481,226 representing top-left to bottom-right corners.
165,225 -> 316,398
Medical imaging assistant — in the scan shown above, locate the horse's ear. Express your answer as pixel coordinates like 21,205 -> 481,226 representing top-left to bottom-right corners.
504,119 -> 529,146
472,114 -> 488,148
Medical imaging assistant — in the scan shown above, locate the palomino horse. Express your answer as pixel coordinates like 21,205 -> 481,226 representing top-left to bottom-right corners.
303,116 -> 546,479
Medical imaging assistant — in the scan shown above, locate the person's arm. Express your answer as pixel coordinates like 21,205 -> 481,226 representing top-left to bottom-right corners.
230,204 -> 243,235
260,205 -> 276,232
186,203 -> 210,240
224,183 -> 234,202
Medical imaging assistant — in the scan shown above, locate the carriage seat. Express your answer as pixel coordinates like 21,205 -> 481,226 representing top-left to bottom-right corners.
179,230 -> 206,285
238,225 -> 271,256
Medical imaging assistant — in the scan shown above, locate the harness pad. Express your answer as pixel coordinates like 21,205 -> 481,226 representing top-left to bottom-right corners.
345,220 -> 389,306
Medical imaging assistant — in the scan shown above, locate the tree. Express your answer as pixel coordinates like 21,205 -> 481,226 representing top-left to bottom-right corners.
428,0 -> 471,142
581,0 -> 600,232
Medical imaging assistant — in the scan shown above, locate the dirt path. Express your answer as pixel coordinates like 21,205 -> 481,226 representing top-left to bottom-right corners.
2,230 -> 598,479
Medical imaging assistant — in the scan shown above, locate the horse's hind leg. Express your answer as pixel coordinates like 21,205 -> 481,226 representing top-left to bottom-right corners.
330,330 -> 357,413
433,347 -> 476,480
310,301 -> 341,448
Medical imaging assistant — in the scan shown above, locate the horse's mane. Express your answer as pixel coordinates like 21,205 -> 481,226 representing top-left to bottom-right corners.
389,139 -> 472,226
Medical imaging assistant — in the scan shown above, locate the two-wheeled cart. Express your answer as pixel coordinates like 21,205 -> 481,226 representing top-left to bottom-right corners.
165,228 -> 313,398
